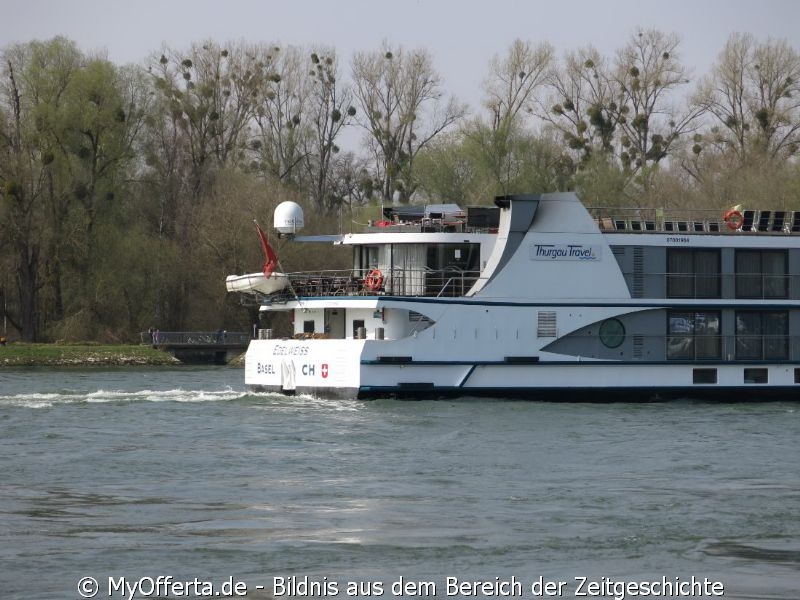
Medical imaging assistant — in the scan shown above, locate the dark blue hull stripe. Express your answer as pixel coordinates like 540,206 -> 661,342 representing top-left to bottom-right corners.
356,386 -> 800,401
362,359 -> 800,367
288,295 -> 800,310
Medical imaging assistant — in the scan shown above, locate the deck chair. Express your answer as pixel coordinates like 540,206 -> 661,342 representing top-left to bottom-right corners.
792,211 -> 800,232
740,210 -> 755,231
771,211 -> 786,232
757,211 -> 771,231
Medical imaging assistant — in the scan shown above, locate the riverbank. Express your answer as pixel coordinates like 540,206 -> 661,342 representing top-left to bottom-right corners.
0,343 -> 182,367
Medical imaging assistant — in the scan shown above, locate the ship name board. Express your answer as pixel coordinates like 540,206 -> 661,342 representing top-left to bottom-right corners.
530,244 -> 602,261
272,344 -> 309,356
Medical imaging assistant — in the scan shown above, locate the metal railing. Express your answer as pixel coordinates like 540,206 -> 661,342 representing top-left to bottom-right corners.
363,220 -> 497,235
140,331 -> 251,346
588,207 -> 800,234
619,271 -> 798,299
265,268 -> 481,300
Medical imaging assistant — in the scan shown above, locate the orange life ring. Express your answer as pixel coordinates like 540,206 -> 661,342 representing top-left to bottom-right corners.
365,269 -> 383,291
724,209 -> 743,230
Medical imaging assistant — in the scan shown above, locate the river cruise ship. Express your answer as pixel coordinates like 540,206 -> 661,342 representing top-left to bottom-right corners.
227,193 -> 800,399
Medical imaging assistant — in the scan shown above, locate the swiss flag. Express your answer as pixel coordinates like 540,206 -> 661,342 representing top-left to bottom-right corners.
321,364 -> 329,378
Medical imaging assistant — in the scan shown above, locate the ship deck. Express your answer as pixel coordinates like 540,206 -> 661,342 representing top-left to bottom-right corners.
589,207 -> 800,234
253,268 -> 481,303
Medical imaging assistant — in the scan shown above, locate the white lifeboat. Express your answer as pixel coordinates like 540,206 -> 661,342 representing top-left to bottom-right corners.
225,272 -> 289,296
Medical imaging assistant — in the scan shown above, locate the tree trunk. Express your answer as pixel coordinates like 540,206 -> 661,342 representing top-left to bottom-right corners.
16,243 -> 39,342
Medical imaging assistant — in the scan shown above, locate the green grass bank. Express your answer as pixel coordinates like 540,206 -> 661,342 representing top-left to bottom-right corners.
0,343 -> 181,367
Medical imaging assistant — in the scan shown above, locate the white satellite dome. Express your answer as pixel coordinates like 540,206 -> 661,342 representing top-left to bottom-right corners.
273,201 -> 304,235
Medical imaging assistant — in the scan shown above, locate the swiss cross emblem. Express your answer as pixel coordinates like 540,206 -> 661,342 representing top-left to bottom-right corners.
321,364 -> 329,378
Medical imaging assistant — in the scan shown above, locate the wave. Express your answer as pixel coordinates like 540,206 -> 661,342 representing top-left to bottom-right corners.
0,387 -> 253,408
0,388 -> 365,411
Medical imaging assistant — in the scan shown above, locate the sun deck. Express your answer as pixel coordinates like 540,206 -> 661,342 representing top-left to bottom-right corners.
590,207 -> 800,234
365,205 -> 800,235
250,200 -> 800,304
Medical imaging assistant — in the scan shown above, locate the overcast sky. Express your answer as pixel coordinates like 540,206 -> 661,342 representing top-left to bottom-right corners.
2,0 -> 799,111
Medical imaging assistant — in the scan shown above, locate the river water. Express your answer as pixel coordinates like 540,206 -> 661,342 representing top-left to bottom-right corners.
0,367 -> 798,600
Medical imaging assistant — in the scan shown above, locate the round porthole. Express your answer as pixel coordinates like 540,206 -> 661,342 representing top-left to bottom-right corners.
599,318 -> 625,348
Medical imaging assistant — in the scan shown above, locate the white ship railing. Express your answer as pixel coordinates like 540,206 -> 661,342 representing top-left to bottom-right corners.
619,272 -> 799,299
265,268 -> 482,300
587,207 -> 800,234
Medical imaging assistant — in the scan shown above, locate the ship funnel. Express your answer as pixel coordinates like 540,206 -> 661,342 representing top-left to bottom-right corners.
274,201 -> 304,236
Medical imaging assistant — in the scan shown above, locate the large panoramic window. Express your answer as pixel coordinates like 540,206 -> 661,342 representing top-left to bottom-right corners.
667,249 -> 721,298
426,243 -> 480,272
735,311 -> 789,360
425,243 -> 480,297
735,250 -> 788,299
667,311 -> 721,360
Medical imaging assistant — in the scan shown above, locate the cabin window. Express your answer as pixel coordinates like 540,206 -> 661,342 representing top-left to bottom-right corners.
599,318 -> 625,349
303,320 -> 315,334
735,311 -> 788,360
667,249 -> 720,298
735,250 -> 788,299
693,368 -> 717,384
667,311 -> 721,360
744,368 -> 768,384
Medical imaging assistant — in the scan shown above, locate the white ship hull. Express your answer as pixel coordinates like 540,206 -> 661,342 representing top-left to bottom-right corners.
232,193 -> 800,400
244,329 -> 800,400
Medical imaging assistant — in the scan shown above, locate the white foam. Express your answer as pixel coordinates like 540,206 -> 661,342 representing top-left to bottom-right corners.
1,387 -> 250,408
0,387 -> 366,410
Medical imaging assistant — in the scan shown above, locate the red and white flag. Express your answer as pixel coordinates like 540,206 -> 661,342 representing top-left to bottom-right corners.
254,221 -> 278,277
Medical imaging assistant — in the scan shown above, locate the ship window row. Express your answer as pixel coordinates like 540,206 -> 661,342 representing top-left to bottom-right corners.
667,249 -> 720,298
667,310 -> 789,361
692,368 -> 772,384
667,249 -> 788,299
736,250 -> 787,298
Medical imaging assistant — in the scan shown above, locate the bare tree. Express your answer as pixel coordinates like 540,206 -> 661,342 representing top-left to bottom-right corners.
482,39 -> 553,130
610,29 -> 704,177
301,48 -> 357,211
251,44 -> 311,185
150,41 -> 263,187
464,39 -> 553,194
695,32 -> 800,161
545,46 -> 619,158
351,43 -> 466,203
144,40 -> 266,329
